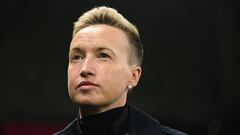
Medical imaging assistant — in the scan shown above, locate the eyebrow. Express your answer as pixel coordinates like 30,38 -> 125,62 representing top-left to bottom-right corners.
69,47 -> 83,56
69,46 -> 116,56
70,47 -> 82,53
96,47 -> 116,56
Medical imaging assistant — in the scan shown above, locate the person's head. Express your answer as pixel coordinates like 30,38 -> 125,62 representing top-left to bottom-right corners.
67,6 -> 144,116
73,6 -> 143,66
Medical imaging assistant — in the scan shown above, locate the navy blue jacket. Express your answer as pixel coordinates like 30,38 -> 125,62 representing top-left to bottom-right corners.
54,104 -> 188,135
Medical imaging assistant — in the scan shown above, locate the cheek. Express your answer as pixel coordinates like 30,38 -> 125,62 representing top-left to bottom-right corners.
68,65 -> 79,87
99,65 -> 130,91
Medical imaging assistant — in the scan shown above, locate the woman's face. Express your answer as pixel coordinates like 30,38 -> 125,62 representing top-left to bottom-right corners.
68,24 -> 141,113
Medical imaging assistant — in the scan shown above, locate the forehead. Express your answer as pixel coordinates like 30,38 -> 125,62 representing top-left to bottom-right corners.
70,25 -> 130,52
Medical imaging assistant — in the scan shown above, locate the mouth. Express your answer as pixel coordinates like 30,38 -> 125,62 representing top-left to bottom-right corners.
77,81 -> 99,90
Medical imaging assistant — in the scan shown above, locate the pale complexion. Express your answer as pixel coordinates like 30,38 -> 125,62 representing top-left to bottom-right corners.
68,24 -> 141,117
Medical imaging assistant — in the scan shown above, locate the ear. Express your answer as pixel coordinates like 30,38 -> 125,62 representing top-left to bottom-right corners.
128,65 -> 142,88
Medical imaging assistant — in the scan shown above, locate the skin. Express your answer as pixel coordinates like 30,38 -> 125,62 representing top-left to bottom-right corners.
68,24 -> 141,117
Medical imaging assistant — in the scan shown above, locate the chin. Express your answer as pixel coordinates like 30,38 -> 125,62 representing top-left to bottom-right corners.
71,96 -> 99,106
72,97 -> 91,105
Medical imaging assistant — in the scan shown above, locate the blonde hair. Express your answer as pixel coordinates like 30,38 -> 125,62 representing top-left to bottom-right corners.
72,6 -> 143,66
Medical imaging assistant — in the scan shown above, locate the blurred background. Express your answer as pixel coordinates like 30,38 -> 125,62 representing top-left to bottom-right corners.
0,0 -> 239,135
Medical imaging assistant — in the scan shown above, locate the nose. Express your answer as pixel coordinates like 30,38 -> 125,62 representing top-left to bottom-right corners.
80,58 -> 95,78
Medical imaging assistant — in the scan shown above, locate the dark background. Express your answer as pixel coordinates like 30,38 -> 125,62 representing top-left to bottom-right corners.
0,0 -> 239,134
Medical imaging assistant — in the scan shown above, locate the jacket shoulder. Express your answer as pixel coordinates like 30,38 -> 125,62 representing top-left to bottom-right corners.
161,125 -> 188,135
128,104 -> 188,135
128,105 -> 162,134
53,118 -> 80,135
129,104 -> 161,124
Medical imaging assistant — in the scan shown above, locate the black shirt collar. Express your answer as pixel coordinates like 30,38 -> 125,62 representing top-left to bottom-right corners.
77,104 -> 129,135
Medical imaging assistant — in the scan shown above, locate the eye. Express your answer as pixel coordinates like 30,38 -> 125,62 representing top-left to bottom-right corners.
98,53 -> 110,59
71,54 -> 83,61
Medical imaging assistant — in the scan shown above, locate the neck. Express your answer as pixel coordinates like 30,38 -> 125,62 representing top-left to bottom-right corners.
79,101 -> 127,118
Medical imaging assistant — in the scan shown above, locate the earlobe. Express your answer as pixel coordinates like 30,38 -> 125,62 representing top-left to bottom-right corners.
129,65 -> 142,87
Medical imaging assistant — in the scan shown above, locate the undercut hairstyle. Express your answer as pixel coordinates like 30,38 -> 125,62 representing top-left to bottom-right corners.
73,6 -> 143,66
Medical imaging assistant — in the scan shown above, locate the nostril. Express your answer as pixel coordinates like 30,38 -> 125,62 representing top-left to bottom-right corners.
80,70 -> 94,78
80,71 -> 88,78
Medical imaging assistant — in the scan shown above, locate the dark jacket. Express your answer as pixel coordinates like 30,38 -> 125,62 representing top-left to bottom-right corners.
54,104 -> 188,135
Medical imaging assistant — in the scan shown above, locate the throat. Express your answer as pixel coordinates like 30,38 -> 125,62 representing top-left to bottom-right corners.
79,105 -> 126,134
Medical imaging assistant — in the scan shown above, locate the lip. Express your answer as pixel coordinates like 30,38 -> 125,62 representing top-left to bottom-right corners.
77,81 -> 98,90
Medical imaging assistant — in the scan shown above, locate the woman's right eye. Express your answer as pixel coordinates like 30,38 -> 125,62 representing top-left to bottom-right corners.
72,55 -> 82,60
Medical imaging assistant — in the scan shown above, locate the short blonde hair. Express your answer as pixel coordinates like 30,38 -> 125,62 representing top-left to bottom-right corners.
73,6 -> 143,66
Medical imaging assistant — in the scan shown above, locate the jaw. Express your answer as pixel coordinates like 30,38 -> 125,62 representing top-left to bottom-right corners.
78,92 -> 128,118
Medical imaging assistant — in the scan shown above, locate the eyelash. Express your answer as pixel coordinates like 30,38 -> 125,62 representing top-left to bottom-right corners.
98,53 -> 110,59
70,52 -> 111,62
73,55 -> 81,59
71,55 -> 83,60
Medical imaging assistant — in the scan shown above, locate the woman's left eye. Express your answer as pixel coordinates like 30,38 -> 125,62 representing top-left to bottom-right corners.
99,53 -> 109,58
